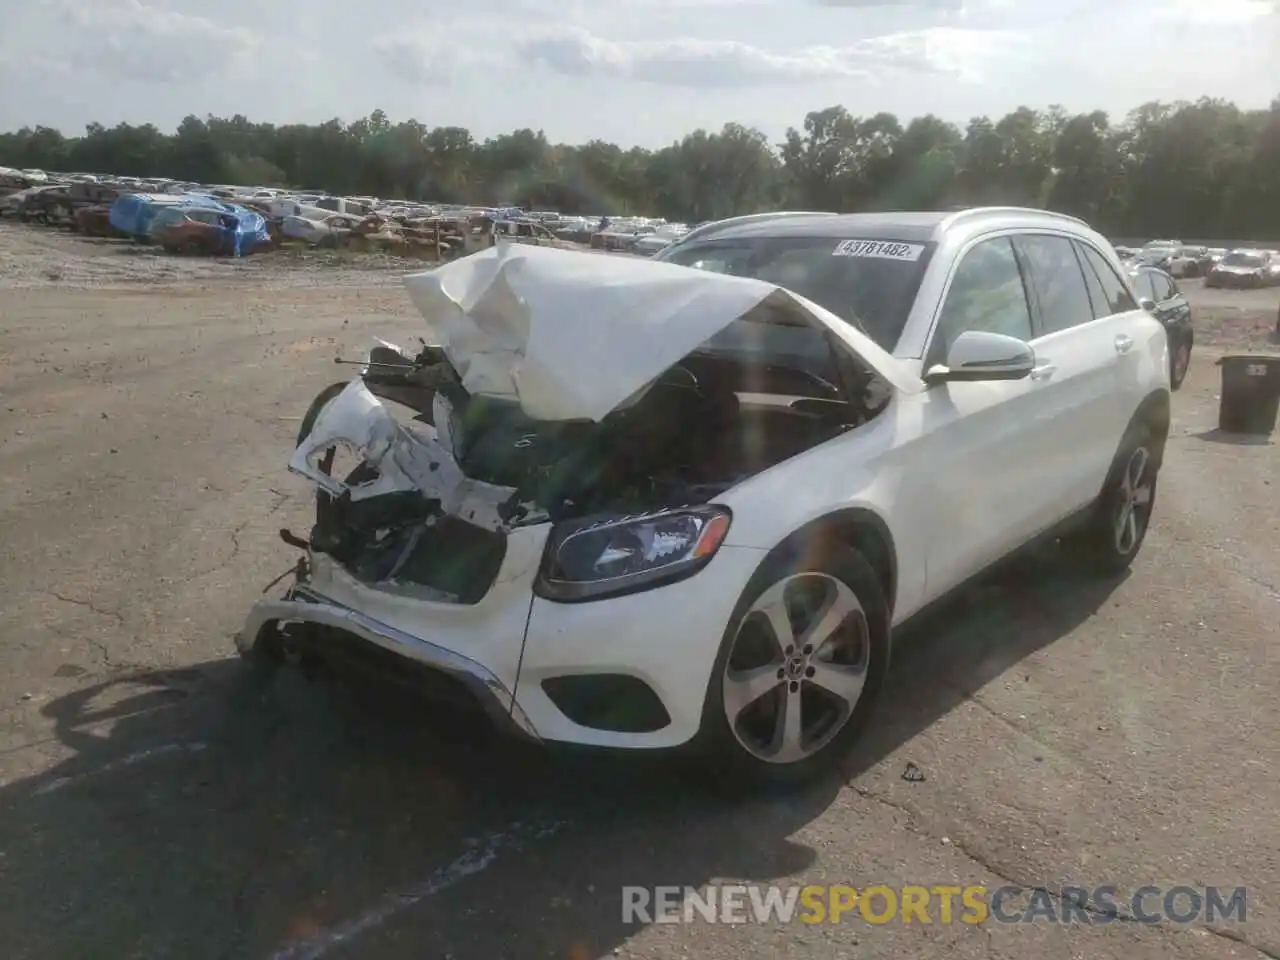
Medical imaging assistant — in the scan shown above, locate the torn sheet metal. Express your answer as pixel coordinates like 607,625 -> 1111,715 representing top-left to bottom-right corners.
402,243 -> 921,423
288,380 -> 517,531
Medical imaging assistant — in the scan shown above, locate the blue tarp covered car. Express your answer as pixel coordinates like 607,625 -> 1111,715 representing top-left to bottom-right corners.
110,193 -> 269,255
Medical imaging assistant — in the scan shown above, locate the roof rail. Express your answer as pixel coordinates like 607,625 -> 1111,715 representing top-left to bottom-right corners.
672,210 -> 838,248
940,206 -> 1089,230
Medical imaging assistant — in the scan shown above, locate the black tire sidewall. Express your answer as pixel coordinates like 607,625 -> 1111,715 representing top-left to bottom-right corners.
696,538 -> 891,789
1170,341 -> 1191,389
1078,426 -> 1158,575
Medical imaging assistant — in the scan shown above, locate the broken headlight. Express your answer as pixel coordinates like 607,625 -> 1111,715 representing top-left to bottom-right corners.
535,506 -> 732,602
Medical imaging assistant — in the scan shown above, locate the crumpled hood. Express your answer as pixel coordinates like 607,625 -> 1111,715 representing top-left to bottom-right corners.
403,243 -> 920,422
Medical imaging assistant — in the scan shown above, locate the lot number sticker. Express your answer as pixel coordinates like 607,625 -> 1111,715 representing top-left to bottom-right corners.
832,240 -> 925,261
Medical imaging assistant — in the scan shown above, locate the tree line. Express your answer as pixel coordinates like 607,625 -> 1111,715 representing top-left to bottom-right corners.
2,96 -> 1278,239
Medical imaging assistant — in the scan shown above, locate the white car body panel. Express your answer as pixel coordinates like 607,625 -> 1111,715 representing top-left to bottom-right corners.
303,535 -> 546,705
520,545 -> 767,747
241,208 -> 1172,752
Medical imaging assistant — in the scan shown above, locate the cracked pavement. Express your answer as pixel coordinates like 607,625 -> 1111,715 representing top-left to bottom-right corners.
0,224 -> 1278,959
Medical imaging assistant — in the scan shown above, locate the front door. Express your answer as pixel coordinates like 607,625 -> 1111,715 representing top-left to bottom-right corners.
906,234 -> 1045,602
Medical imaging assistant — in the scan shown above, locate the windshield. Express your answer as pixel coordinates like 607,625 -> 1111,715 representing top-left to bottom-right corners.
661,235 -> 934,352
1221,252 -> 1264,268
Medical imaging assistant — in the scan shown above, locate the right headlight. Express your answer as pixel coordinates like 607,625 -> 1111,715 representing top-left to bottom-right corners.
535,506 -> 732,603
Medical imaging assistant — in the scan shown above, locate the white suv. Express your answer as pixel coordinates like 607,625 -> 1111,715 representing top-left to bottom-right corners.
240,207 -> 1171,788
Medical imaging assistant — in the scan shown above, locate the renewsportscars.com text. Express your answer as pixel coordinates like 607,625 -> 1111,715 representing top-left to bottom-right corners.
622,884 -> 1247,926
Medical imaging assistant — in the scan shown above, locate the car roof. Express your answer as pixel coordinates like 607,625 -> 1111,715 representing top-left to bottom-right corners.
697,211 -> 949,244
678,207 -> 1090,246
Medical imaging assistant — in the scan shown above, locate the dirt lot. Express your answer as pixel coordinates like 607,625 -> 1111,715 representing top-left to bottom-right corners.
1,222 -> 1279,960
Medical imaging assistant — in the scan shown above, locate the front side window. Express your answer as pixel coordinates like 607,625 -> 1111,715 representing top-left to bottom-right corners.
1151,272 -> 1177,301
1013,234 -> 1096,336
662,235 -> 934,352
1077,244 -> 1138,315
932,237 -> 1033,356
315,197 -> 339,212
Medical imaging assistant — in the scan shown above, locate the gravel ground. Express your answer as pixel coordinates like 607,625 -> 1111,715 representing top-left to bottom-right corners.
1,223 -> 1279,960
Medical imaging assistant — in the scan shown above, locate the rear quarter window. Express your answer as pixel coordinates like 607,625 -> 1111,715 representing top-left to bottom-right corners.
1076,243 -> 1137,315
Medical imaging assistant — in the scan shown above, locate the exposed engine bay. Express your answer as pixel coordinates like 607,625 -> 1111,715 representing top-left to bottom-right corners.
284,243 -> 910,604
290,335 -> 891,602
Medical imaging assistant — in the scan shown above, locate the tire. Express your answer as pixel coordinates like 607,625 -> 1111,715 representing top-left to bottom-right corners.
696,539 -> 890,790
1170,340 -> 1191,390
1066,426 -> 1158,578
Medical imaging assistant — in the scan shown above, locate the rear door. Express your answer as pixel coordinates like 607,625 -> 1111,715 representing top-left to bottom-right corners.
1075,238 -> 1156,454
1012,233 -> 1129,523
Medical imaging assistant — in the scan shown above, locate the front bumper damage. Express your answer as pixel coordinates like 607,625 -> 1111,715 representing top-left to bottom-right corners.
238,581 -> 542,741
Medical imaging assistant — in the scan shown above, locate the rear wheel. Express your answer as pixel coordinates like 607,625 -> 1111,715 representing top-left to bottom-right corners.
699,540 -> 890,790
1170,341 -> 1191,390
1066,426 -> 1158,577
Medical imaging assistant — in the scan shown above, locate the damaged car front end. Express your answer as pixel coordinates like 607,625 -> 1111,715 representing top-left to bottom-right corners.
239,242 -> 910,754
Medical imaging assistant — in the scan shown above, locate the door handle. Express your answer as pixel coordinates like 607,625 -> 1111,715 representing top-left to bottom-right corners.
1115,334 -> 1134,354
1030,363 -> 1056,381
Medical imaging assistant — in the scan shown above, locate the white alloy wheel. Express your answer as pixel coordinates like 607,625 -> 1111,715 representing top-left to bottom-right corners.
1113,445 -> 1154,557
721,572 -> 870,765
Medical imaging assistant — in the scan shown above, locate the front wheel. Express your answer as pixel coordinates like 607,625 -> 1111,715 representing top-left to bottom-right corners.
1066,427 -> 1158,577
698,540 -> 890,790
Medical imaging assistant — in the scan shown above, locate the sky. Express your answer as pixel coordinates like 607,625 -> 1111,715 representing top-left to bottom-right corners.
0,0 -> 1276,147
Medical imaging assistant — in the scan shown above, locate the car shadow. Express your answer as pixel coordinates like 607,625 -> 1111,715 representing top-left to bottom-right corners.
1193,427 -> 1274,446
0,546 -> 1122,959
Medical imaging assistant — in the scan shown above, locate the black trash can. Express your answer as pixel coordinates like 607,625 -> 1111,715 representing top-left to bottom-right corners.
1217,354 -> 1280,435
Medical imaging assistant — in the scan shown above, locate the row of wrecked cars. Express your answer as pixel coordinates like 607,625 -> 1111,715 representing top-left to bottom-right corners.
0,166 -> 704,262
0,167 -> 577,261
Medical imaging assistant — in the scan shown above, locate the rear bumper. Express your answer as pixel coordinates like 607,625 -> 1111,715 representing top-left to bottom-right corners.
237,586 -> 541,741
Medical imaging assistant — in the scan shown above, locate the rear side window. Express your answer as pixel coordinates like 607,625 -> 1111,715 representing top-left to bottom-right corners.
1077,243 -> 1138,314
1013,234 -> 1096,336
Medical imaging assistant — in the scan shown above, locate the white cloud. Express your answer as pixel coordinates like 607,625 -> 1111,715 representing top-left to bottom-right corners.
515,25 -> 1018,86
1157,0 -> 1275,22
0,0 -> 1276,147
372,36 -> 464,85
50,0 -> 259,84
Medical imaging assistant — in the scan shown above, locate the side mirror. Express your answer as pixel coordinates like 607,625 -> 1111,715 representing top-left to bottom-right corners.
1139,298 -> 1157,313
924,331 -> 1036,384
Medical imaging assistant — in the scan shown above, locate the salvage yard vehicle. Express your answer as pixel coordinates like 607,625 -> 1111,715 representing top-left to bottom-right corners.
240,208 -> 1172,788
492,218 -> 559,245
152,207 -> 234,254
281,213 -> 360,247
1129,265 -> 1194,389
71,204 -> 123,238
1166,246 -> 1208,278
1204,249 -> 1275,288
